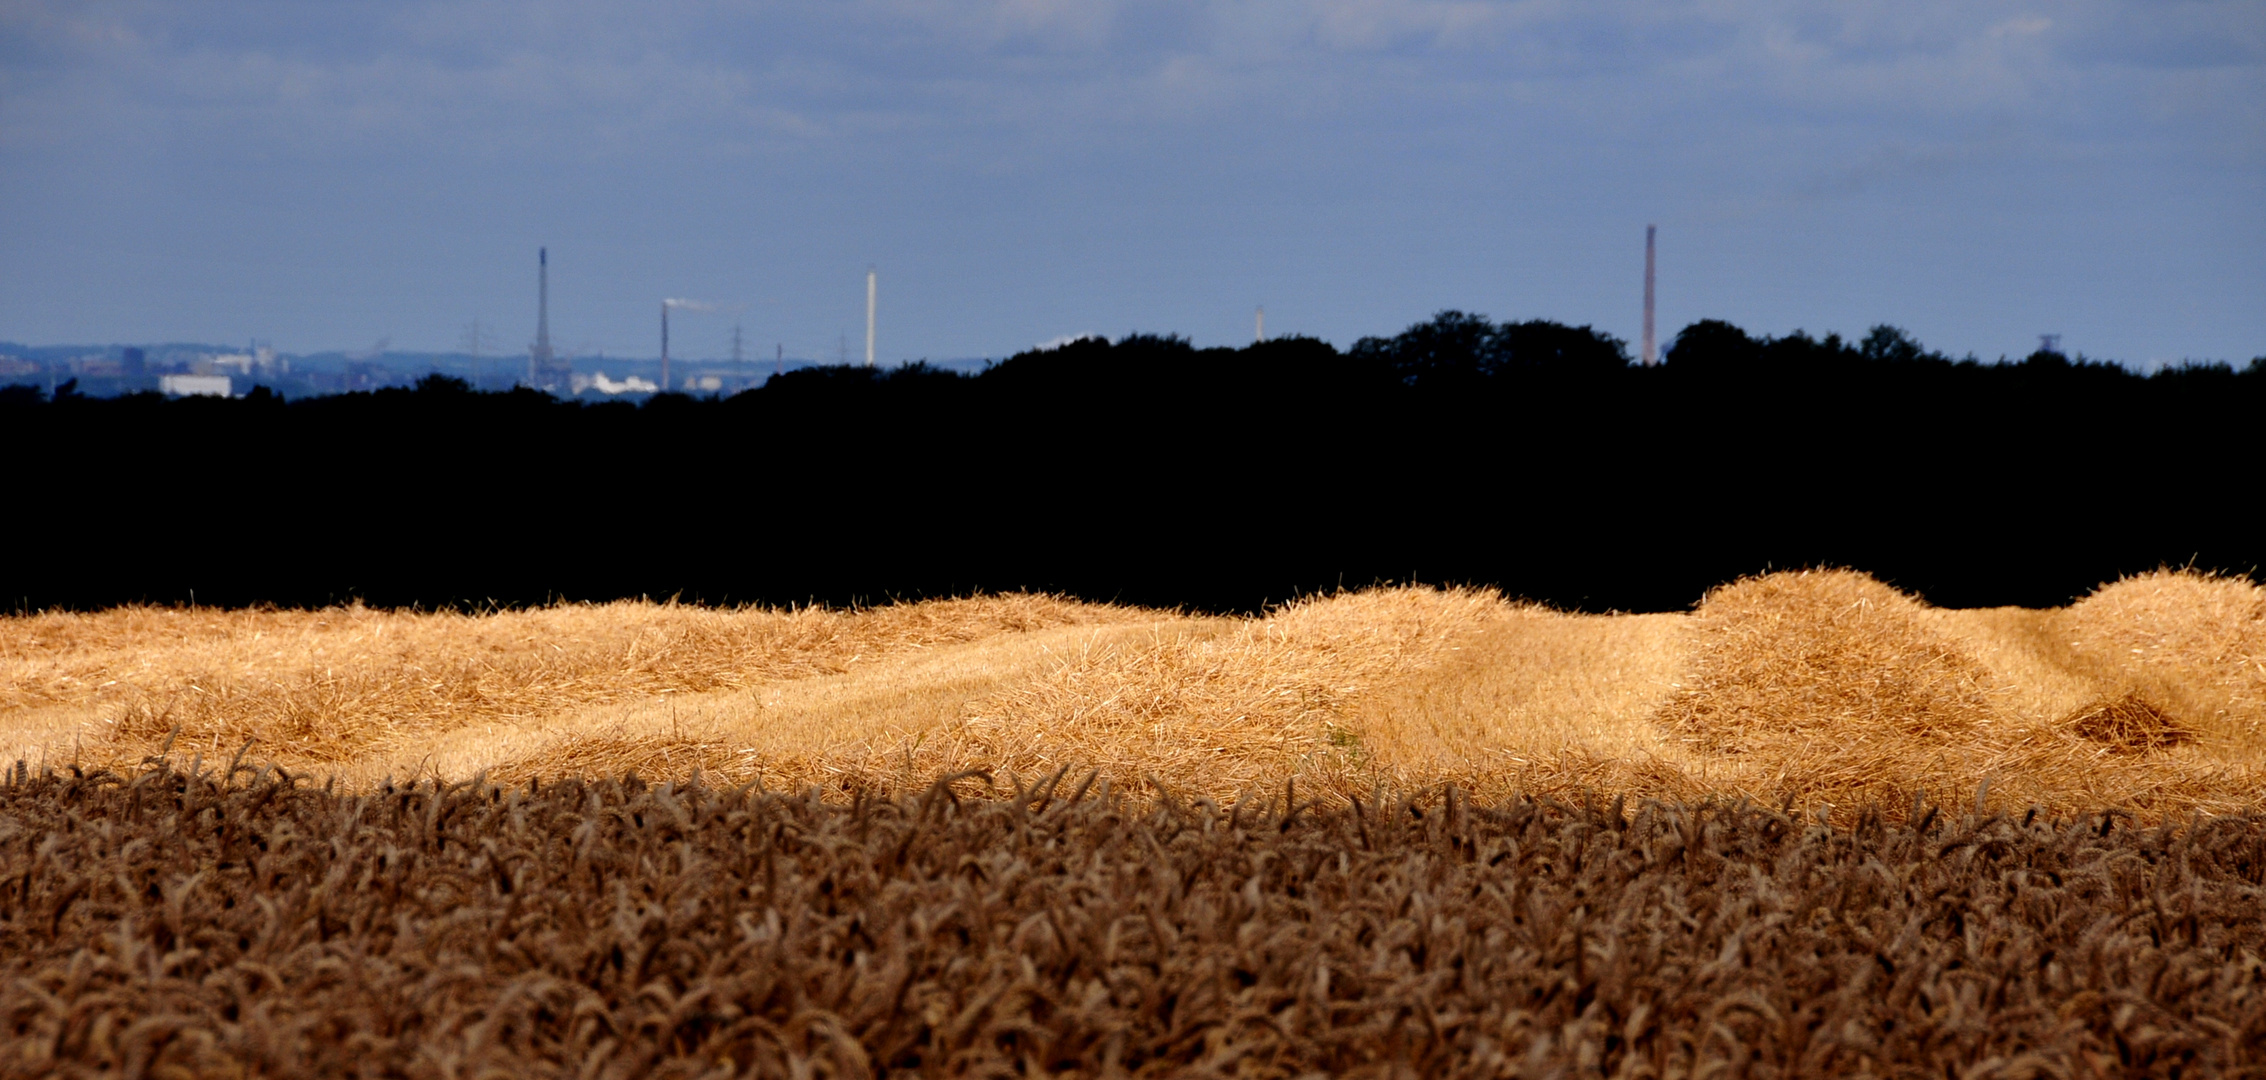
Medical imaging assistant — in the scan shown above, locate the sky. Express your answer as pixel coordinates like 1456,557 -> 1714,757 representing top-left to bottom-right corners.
1,1 -> 2260,366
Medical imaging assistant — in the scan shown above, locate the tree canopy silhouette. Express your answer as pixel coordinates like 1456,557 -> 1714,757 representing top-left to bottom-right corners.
1,314 -> 2258,614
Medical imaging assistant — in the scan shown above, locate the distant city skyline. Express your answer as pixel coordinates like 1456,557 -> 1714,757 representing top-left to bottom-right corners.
1,1 -> 2260,366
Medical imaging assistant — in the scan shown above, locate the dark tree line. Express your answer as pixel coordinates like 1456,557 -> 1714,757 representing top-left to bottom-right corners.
4,315 -> 2260,613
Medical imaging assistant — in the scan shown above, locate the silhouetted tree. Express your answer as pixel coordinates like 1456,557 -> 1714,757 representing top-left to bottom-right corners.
1491,320 -> 1631,376
1349,311 -> 1494,388
1662,319 -> 1762,371
1860,325 -> 1930,365
0,316 -> 2259,617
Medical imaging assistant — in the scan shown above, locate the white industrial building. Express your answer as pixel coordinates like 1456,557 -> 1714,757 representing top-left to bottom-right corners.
160,374 -> 234,397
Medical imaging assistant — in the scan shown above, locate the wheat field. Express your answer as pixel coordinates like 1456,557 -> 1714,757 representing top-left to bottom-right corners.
3,569 -> 2262,816
11,764 -> 2262,1077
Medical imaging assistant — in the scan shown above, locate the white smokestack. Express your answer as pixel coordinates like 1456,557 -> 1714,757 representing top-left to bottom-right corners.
865,268 -> 877,368
660,298 -> 716,392
1255,305 -> 1265,344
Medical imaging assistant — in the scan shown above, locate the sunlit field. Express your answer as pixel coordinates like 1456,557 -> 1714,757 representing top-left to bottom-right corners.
7,570 -> 2266,1076
6,569 -> 2261,817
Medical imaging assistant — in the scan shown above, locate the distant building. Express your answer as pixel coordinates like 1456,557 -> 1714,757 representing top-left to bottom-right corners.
575,372 -> 657,395
197,347 -> 282,381
160,374 -> 234,398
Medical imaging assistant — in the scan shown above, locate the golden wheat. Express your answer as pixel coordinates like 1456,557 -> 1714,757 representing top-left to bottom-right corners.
10,765 -> 2262,1077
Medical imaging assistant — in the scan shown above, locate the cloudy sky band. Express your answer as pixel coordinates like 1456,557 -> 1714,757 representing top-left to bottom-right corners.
0,0 -> 2258,363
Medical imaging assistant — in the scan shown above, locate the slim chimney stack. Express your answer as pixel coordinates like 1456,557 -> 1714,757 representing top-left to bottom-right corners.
660,301 -> 670,393
529,247 -> 555,386
865,268 -> 877,368
1641,225 -> 1657,366
537,248 -> 551,355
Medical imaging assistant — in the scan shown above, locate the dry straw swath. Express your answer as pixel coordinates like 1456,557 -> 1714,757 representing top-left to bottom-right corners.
2,569 -> 2262,817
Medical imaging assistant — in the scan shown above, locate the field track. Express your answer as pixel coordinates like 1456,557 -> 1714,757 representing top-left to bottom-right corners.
5,762 -> 2265,1078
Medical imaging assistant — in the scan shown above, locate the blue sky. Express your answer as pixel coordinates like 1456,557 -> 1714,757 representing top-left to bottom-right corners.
2,0 -> 2259,364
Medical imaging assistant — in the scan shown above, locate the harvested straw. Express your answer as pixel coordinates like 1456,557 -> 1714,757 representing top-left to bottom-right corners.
1650,569 -> 2263,815
0,593 -> 1132,768
2062,569 -> 2266,747
899,586 -> 1501,796
1659,569 -> 2001,752
492,587 -> 1499,800
2065,692 -> 2191,752
6,572 -> 2265,818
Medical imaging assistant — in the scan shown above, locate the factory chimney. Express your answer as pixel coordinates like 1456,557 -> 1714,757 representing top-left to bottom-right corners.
1255,306 -> 1266,344
865,268 -> 877,368
660,301 -> 671,393
530,247 -> 554,386
1641,225 -> 1657,366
